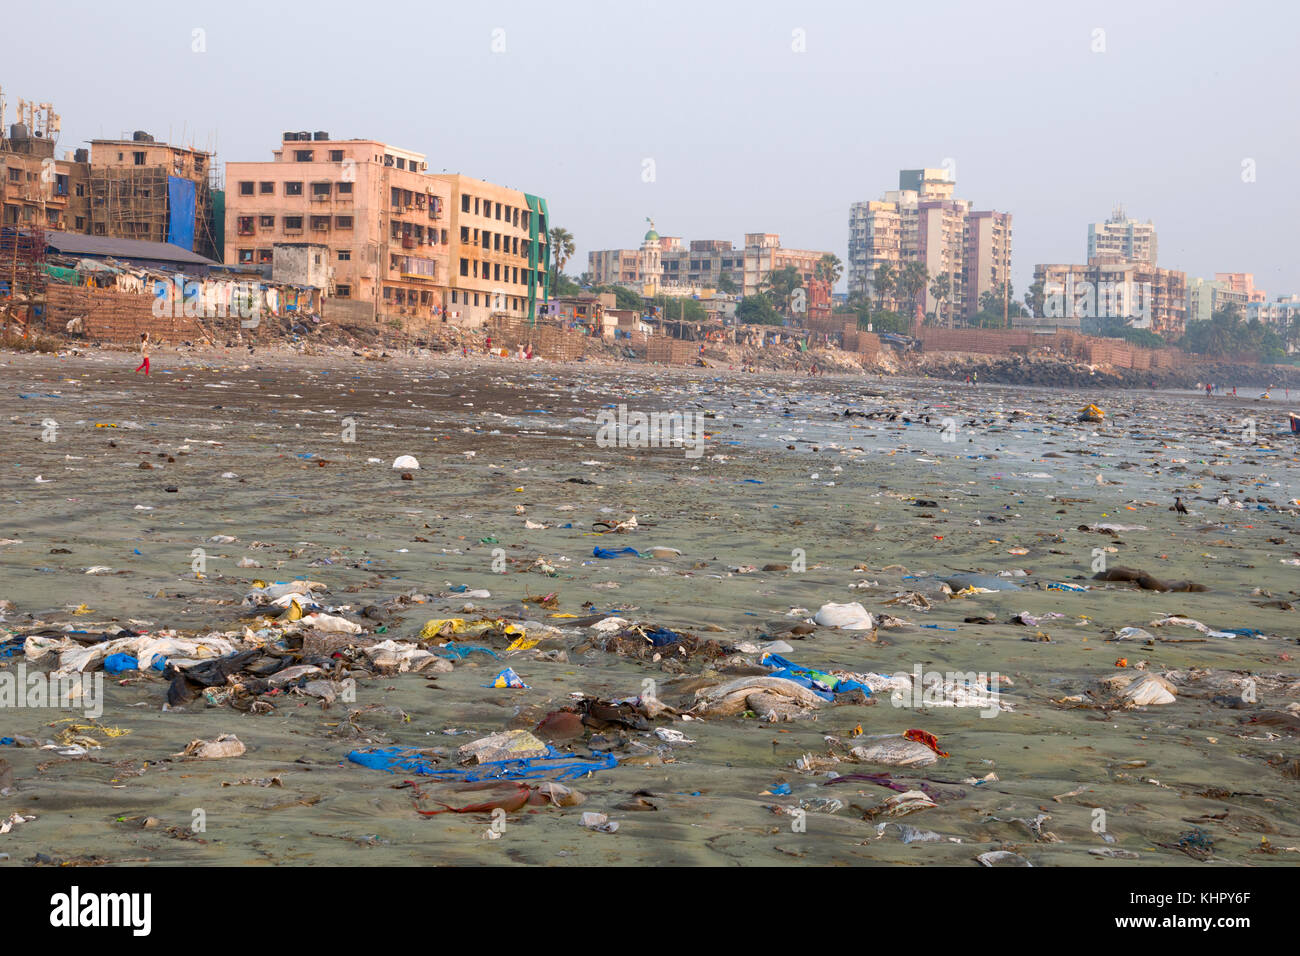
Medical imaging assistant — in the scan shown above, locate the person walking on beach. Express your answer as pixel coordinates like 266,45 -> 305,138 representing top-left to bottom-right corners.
135,332 -> 151,375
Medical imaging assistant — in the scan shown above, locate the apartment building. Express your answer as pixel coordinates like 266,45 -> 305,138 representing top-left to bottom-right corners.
1187,276 -> 1249,323
1248,294 -> 1300,333
1214,272 -> 1266,303
430,173 -> 550,326
589,226 -> 831,299
847,169 -> 1010,324
1087,206 -> 1157,265
917,200 -> 970,319
1034,260 -> 1187,337
740,232 -> 830,297
0,121 -> 89,234
846,200 -> 901,303
226,133 -> 451,324
964,210 -> 1012,320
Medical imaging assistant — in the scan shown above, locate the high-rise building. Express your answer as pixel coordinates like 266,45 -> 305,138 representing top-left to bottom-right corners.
1087,206 -> 1157,265
964,210 -> 1012,321
847,169 -> 1010,324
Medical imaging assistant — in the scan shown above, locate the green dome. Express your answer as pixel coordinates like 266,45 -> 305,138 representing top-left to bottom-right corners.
644,229 -> 659,241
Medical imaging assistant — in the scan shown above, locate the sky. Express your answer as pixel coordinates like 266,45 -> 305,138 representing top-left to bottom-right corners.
5,0 -> 1297,299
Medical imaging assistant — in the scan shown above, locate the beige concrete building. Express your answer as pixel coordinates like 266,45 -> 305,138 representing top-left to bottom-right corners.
1034,260 -> 1187,337
0,126 -> 89,234
1087,206 -> 1157,265
429,173 -> 550,326
589,226 -> 830,299
964,210 -> 1012,320
226,134 -> 451,324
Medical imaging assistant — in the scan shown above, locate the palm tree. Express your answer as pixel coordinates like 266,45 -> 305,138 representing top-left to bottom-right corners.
814,253 -> 843,287
898,262 -> 929,323
929,272 -> 951,327
874,262 -> 896,311
549,227 -> 575,285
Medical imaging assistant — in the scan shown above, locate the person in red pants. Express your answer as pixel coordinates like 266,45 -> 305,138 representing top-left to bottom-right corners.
135,332 -> 151,375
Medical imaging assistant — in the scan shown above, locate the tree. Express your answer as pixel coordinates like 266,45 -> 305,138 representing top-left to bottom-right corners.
1025,279 -> 1046,318
929,272 -> 952,327
737,293 -> 783,325
715,273 -> 739,295
648,294 -> 707,324
814,253 -> 843,287
592,283 -> 643,311
874,263 -> 896,311
549,227 -> 574,286
762,265 -> 804,315
896,262 -> 929,321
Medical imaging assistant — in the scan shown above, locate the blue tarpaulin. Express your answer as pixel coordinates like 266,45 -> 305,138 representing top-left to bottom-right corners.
167,176 -> 196,250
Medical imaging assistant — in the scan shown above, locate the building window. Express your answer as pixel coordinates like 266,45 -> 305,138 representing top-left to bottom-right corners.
495,202 -> 502,220
284,216 -> 303,231
335,284 -> 351,298
238,181 -> 254,196
336,215 -> 353,229
133,151 -> 146,165
294,149 -> 314,162
461,194 -> 470,213
257,249 -> 273,264
75,216 -> 85,229
474,293 -> 480,307
311,215 -> 330,230
238,249 -> 253,263
237,216 -> 255,236
337,181 -> 352,195
460,258 -> 469,277
259,215 -> 274,228
311,182 -> 331,198
259,181 -> 274,194
329,150 -> 344,162
285,181 -> 303,196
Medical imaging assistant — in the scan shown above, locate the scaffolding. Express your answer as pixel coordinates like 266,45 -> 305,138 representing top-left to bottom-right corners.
0,224 -> 48,333
89,165 -> 217,260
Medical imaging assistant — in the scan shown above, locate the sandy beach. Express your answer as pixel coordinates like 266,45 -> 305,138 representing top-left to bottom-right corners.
1,346 -> 1297,866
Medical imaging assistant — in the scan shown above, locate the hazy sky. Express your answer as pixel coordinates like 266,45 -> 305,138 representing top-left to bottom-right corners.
5,0 -> 1297,298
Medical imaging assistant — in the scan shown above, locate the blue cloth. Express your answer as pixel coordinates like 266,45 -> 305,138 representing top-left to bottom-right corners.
166,176 -> 196,250
644,626 -> 681,647
347,745 -> 618,782
103,653 -> 139,674
434,645 -> 499,659
593,547 -> 641,559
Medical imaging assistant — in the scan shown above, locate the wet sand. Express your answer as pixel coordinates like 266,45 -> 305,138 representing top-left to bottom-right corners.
1,348 -> 1297,866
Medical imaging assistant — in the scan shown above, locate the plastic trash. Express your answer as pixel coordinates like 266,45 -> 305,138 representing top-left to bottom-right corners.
392,455 -> 420,470
813,602 -> 874,630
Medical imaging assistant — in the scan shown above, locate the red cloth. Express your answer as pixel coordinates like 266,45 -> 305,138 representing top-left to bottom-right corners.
904,728 -> 949,757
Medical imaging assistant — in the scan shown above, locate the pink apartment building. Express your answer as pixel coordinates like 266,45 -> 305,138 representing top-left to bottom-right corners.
225,133 -> 451,324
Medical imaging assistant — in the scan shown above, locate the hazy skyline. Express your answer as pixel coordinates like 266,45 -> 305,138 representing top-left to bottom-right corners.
5,0 -> 1296,299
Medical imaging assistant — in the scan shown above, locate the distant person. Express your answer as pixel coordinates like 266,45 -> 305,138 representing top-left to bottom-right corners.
1206,382 -> 1213,397
135,332 -> 151,376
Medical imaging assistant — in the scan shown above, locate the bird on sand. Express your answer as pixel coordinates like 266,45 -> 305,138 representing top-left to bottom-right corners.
1173,497 -> 1189,515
